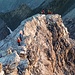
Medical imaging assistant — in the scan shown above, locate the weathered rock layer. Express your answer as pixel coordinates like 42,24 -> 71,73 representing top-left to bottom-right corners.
24,14 -> 75,75
0,14 -> 75,75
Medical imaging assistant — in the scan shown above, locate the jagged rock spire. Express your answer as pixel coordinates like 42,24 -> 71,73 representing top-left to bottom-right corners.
0,14 -> 75,75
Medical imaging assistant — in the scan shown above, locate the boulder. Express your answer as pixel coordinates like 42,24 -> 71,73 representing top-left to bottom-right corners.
0,51 -> 20,74
17,59 -> 29,75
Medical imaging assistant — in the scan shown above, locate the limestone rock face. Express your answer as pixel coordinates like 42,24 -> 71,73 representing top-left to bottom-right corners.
24,14 -> 75,75
0,14 -> 75,75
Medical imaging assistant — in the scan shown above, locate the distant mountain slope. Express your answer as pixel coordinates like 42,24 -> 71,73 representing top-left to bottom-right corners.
0,0 -> 45,12
62,8 -> 75,39
43,0 -> 75,15
62,2 -> 75,17
0,18 -> 9,40
63,8 -> 75,19
62,2 -> 75,40
0,18 -> 5,29
0,4 -> 32,30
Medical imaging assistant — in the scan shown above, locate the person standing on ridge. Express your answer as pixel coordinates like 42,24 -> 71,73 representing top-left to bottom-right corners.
41,9 -> 45,14
19,30 -> 23,41
48,10 -> 52,14
17,37 -> 21,46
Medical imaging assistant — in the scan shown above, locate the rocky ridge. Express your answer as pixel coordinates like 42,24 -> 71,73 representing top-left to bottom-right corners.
0,14 -> 75,75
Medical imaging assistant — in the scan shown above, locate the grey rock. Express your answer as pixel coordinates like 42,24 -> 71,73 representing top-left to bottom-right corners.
0,14 -> 75,75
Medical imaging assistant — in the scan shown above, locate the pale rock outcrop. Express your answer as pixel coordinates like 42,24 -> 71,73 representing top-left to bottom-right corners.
0,14 -> 75,75
0,63 -> 4,75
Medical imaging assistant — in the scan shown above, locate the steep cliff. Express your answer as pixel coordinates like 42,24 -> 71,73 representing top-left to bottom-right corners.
0,14 -> 75,75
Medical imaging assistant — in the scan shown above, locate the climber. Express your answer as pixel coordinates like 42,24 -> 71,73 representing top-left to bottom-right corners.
19,30 -> 23,41
41,9 -> 45,14
47,10 -> 52,14
17,37 -> 21,46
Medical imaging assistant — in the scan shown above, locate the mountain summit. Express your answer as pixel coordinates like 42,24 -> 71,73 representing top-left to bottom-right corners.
0,14 -> 75,75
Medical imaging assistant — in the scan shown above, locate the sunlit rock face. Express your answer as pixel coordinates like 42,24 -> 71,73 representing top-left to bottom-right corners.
24,14 -> 75,75
0,14 -> 75,75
